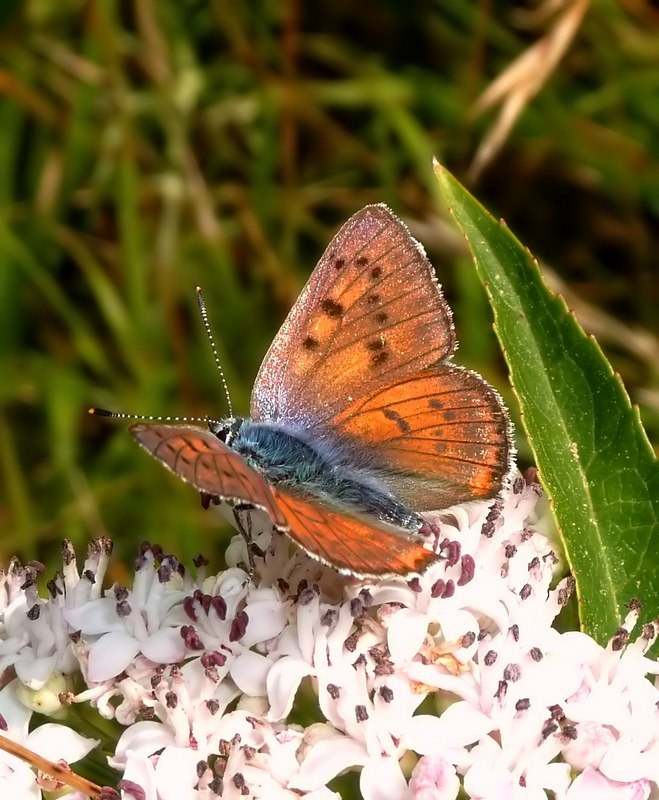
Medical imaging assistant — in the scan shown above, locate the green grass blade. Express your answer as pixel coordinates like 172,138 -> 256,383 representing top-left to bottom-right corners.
435,162 -> 659,644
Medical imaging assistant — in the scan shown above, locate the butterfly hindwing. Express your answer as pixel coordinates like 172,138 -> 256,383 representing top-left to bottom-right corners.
129,423 -> 288,527
251,204 -> 456,428
329,365 -> 512,511
270,487 -> 435,577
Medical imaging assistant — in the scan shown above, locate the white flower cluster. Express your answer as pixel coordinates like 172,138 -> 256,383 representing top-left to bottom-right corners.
1,472 -> 658,799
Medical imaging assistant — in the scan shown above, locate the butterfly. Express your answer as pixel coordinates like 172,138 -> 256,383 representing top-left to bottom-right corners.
126,205 -> 512,577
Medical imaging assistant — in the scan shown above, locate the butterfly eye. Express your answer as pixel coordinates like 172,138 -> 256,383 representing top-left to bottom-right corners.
209,418 -> 242,446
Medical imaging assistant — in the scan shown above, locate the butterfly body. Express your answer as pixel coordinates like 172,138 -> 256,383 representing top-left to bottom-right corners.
129,204 -> 513,577
210,417 -> 424,531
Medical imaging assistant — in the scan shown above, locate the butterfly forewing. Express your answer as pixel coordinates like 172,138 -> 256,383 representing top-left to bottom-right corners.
129,423 -> 288,527
271,487 -> 436,577
329,366 -> 512,510
251,204 -> 456,429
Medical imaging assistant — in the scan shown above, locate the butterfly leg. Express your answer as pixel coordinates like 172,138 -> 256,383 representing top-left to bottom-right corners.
232,503 -> 265,576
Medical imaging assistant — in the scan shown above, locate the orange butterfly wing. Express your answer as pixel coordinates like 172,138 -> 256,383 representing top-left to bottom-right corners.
329,366 -> 512,510
251,204 -> 456,427
129,423 -> 287,528
271,487 -> 435,577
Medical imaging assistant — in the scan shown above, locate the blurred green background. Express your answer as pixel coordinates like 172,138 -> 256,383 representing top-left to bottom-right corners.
1,0 -> 658,578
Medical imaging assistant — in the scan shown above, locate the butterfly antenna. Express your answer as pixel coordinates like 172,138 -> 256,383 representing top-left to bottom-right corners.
196,285 -> 234,418
88,408 -> 222,425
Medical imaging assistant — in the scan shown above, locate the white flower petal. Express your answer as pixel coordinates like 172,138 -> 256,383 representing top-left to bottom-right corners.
230,650 -> 272,696
292,735 -> 368,790
540,762 -> 572,795
463,747 -> 515,800
360,756 -> 408,800
271,625 -> 304,659
140,628 -> 185,664
211,710 -> 257,744
434,609 -> 479,651
367,583 -> 418,608
121,751 -> 158,800
240,598 -> 288,647
424,702 -> 493,748
154,745 -> 202,800
0,680 -> 32,738
372,675 -> 424,740
267,657 -> 314,721
0,758 -> 40,800
27,723 -> 98,763
402,665 -> 479,703
3,595 -> 29,635
562,722 -> 616,771
402,715 -> 469,762
564,766 -> 615,799
88,631 -> 141,682
62,597 -> 119,634
110,721 -> 176,769
599,740 -> 648,783
387,609 -> 428,663
14,655 -> 58,689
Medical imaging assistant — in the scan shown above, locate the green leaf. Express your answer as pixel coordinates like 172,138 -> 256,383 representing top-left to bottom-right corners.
435,162 -> 659,645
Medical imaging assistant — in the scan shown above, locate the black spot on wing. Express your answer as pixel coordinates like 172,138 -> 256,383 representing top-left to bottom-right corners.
321,298 -> 344,318
371,349 -> 390,367
383,408 -> 412,434
302,335 -> 320,351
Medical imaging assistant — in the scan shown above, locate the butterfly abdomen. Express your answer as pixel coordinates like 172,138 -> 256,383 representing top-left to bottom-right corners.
231,420 -> 421,532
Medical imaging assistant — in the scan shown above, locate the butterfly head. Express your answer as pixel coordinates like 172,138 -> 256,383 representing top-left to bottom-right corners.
208,416 -> 244,447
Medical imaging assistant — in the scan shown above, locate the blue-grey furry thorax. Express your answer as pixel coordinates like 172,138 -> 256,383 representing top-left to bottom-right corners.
210,417 -> 421,531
